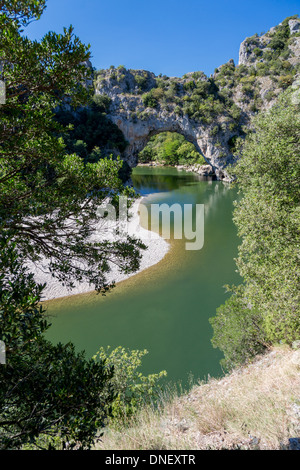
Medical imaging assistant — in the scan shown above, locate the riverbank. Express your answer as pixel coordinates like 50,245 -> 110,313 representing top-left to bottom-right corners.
97,345 -> 300,450
44,169 -> 240,383
137,162 -> 216,177
28,198 -> 170,301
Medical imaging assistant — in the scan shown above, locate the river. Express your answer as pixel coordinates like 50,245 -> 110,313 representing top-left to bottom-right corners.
45,167 -> 240,386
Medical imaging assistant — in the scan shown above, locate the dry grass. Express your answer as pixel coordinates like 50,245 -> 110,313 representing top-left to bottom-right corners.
96,346 -> 300,450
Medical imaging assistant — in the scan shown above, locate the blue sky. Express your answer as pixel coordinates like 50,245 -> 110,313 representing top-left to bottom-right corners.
26,0 -> 299,77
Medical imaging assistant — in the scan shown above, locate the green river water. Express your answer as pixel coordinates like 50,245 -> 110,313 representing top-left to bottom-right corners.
45,167 -> 240,386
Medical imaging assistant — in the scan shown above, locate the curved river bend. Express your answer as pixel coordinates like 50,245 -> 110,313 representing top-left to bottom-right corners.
45,167 -> 240,385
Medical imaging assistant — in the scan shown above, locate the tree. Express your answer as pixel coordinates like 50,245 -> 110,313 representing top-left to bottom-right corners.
210,89 -> 300,369
55,99 -> 128,167
0,0 -> 146,449
0,0 -> 145,293
94,347 -> 167,424
138,132 -> 205,166
142,91 -> 158,108
0,237 -> 114,449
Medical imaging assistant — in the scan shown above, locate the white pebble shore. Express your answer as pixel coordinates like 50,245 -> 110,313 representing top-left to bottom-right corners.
27,199 -> 170,301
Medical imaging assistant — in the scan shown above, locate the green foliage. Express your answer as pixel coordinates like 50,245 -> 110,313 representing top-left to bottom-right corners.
0,0 -> 144,293
0,237 -> 47,349
264,90 -> 275,102
270,16 -> 293,42
241,84 -> 254,97
139,132 -> 205,166
135,69 -> 240,124
210,125 -> 219,136
269,38 -> 286,51
247,34 -> 259,46
0,237 -> 114,450
142,87 -> 165,108
55,102 -> 128,166
93,347 -> 167,424
179,78 -> 227,123
0,0 -> 46,25
210,286 -> 268,369
183,80 -> 196,92
134,73 -> 149,92
212,15 -> 299,116
0,0 -> 149,450
227,135 -> 244,154
253,47 -> 263,57
96,16 -> 299,134
277,74 -> 294,89
211,90 -> 300,368
1,339 -> 114,450
142,91 -> 158,108
92,93 -> 112,112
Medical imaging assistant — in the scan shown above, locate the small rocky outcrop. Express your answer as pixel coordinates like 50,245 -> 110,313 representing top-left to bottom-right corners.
289,18 -> 300,34
238,16 -> 300,66
176,164 -> 215,176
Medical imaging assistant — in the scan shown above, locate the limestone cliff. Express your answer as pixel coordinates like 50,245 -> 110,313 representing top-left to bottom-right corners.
94,68 -> 240,181
239,17 -> 300,66
92,15 -> 300,180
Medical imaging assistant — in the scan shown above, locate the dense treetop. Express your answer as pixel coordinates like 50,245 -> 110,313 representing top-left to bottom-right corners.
210,88 -> 300,368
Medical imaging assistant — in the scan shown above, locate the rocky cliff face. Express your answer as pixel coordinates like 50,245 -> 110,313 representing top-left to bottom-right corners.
238,17 -> 300,66
93,16 -> 300,180
94,68 -> 241,181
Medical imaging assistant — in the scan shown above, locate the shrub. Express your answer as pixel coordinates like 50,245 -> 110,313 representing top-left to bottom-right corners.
264,90 -> 275,102
210,286 -> 267,370
135,74 -> 148,91
241,84 -> 254,97
253,47 -> 262,57
93,93 -> 112,112
93,347 -> 167,423
278,75 -> 294,89
211,90 -> 300,368
142,93 -> 156,107
210,125 -> 219,136
183,80 -> 196,92
269,38 -> 286,51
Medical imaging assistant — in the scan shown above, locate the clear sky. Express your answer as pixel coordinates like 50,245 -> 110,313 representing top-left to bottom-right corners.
25,0 -> 299,77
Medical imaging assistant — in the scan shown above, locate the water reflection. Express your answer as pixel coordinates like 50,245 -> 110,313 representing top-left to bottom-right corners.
46,168 -> 240,385
132,166 -> 216,195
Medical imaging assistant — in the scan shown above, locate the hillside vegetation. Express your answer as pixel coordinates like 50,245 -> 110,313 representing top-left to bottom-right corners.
97,346 -> 300,450
0,3 -> 299,450
138,132 -> 206,166
210,88 -> 300,369
96,42 -> 300,452
95,15 -> 300,128
94,15 -> 300,172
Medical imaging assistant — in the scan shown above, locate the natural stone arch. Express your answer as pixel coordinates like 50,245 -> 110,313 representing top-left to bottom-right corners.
107,112 -> 234,180
92,20 -> 300,180
95,67 -> 242,181
117,119 -> 203,163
